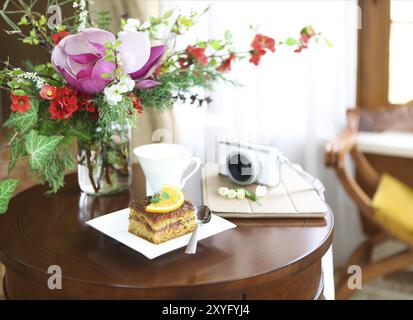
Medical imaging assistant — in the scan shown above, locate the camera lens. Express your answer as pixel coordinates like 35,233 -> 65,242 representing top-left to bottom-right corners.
228,153 -> 252,182
226,151 -> 261,185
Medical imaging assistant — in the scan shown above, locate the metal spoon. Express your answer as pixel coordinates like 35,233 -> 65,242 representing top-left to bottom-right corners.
185,205 -> 212,254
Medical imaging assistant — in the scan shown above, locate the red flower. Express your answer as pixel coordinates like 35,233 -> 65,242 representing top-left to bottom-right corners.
252,34 -> 276,53
249,51 -> 265,66
186,45 -> 208,65
10,93 -> 30,113
217,53 -> 235,73
130,93 -> 143,114
300,26 -> 316,45
58,85 -> 76,98
89,113 -> 98,121
295,26 -> 316,53
52,31 -> 71,45
49,99 -> 77,119
178,58 -> 189,70
48,86 -> 79,119
249,34 -> 275,66
39,85 -> 58,100
78,93 -> 96,113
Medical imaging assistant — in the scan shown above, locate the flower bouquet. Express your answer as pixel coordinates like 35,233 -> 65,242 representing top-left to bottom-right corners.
0,0 -> 327,213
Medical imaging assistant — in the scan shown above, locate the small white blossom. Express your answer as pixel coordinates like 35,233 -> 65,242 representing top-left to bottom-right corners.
255,185 -> 268,197
15,70 -> 45,89
75,0 -> 88,32
227,189 -> 237,199
104,85 -> 123,106
217,187 -> 229,197
236,189 -> 246,200
118,76 -> 136,92
123,18 -> 141,32
104,75 -> 135,106
140,20 -> 151,30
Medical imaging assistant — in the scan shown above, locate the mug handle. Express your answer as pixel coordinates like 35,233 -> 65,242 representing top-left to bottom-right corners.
179,157 -> 201,189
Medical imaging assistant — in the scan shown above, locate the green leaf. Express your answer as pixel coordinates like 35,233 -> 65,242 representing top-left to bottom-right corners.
323,37 -> 333,48
12,89 -> 26,96
22,36 -> 34,45
197,41 -> 207,48
104,55 -> 114,62
38,15 -> 47,26
178,16 -> 193,27
68,126 -> 91,141
245,190 -> 257,202
101,72 -> 112,79
0,179 -> 19,214
7,80 -> 19,89
150,193 -> 161,203
17,16 -> 28,26
161,191 -> 170,199
24,131 -> 64,171
150,16 -> 161,25
162,9 -> 173,20
209,40 -> 223,51
4,99 -> 38,131
103,41 -> 112,49
8,139 -> 26,174
285,37 -> 298,46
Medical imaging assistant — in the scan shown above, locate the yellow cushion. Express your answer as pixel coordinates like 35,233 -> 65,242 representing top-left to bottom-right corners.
373,174 -> 413,245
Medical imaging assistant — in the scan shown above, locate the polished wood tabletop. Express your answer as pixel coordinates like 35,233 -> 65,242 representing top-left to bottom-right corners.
0,164 -> 333,300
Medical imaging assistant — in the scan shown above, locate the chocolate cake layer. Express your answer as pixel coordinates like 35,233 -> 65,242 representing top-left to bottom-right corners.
130,215 -> 195,233
128,217 -> 196,244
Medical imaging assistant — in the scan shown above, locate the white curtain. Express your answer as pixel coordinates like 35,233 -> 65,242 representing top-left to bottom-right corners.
160,0 -> 364,266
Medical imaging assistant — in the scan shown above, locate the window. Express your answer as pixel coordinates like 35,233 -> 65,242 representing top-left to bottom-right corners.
388,0 -> 413,104
358,0 -> 413,108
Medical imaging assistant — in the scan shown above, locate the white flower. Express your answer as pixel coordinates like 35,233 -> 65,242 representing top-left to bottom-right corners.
74,0 -> 88,32
140,20 -> 151,29
15,71 -> 45,89
227,189 -> 237,199
255,185 -> 268,197
104,85 -> 123,106
217,187 -> 229,197
123,18 -> 141,32
119,76 -> 136,92
236,189 -> 246,200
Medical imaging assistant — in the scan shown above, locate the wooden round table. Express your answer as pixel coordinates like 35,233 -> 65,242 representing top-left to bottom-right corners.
0,165 -> 333,300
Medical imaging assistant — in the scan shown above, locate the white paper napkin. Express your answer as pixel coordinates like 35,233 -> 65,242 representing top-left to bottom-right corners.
86,208 -> 236,259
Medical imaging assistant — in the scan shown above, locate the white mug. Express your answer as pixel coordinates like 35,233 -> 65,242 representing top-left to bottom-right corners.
133,143 -> 201,195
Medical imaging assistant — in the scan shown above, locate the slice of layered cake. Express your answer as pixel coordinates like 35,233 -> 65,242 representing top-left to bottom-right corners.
128,185 -> 196,244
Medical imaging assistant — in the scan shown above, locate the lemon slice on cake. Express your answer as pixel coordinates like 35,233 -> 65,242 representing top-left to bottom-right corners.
146,184 -> 185,213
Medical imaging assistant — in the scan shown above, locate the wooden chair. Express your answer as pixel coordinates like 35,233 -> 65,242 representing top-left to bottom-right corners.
325,109 -> 413,299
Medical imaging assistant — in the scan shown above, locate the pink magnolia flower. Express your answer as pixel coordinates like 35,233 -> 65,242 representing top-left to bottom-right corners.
130,44 -> 167,89
51,28 -> 164,94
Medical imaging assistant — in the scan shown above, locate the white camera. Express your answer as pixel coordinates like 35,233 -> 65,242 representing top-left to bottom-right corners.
217,139 -> 281,187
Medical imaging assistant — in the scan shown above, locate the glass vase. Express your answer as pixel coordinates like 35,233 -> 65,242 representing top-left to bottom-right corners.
77,123 -> 131,196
